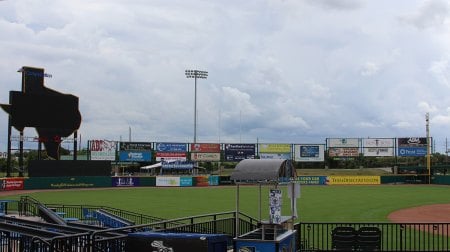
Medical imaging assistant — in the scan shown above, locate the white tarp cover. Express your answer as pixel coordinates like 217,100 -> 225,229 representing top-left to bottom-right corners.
230,159 -> 296,182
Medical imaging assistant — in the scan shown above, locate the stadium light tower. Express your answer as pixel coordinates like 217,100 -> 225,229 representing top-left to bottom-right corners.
185,69 -> 208,143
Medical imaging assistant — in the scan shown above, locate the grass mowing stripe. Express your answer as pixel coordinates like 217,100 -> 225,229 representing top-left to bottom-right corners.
2,185 -> 449,222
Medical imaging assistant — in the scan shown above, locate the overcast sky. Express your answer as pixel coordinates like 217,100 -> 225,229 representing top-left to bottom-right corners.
1,0 -> 450,153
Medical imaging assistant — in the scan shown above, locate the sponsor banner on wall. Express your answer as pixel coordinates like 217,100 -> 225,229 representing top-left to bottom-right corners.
119,142 -> 152,151
156,176 -> 180,186
155,142 -> 188,152
191,152 -> 221,161
224,144 -> 255,161
259,153 -> 291,159
162,161 -> 194,170
156,152 -> 187,161
209,176 -> 219,186
327,138 -> 359,148
25,177 -> 111,189
362,138 -> 394,148
119,151 -> 152,162
190,143 -> 221,153
326,176 -> 380,185
180,177 -> 193,187
89,140 -> 117,161
112,177 -> 139,187
194,176 -> 209,187
294,144 -> 325,162
297,176 -> 327,185
1,178 -> 24,191
328,147 -> 359,157
258,144 -> 291,153
364,147 -> 394,157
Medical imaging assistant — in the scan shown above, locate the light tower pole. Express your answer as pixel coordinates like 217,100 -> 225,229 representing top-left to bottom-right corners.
185,69 -> 208,143
426,113 -> 431,184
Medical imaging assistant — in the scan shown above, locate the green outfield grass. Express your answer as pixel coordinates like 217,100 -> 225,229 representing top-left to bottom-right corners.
1,185 -> 450,222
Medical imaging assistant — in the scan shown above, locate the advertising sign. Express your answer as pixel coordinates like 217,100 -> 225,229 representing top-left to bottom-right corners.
294,144 -> 325,162
156,152 -> 187,161
1,178 -> 24,191
328,147 -> 359,157
269,189 -> 282,224
112,177 -> 139,187
398,147 -> 427,157
298,176 -> 327,185
180,177 -> 193,187
161,161 -> 194,170
156,176 -> 180,187
89,140 -> 117,161
190,143 -> 221,153
119,142 -> 152,151
363,147 -> 394,157
326,176 -> 381,185
398,137 -> 427,147
119,151 -> 152,162
362,138 -> 394,148
224,144 -> 255,161
397,137 -> 428,157
327,138 -> 359,148
155,142 -> 187,152
259,153 -> 291,159
191,152 -> 221,161
258,144 -> 291,153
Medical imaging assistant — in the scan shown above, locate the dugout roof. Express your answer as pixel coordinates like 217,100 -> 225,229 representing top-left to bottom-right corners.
230,159 -> 297,182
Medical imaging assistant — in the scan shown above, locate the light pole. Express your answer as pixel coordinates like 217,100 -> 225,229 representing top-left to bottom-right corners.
185,69 -> 208,143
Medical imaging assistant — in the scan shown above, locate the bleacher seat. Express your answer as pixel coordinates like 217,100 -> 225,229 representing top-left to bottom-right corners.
331,226 -> 357,251
357,226 -> 381,251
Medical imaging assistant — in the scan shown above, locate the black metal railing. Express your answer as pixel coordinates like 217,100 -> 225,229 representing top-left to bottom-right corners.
19,196 -> 165,225
296,222 -> 450,251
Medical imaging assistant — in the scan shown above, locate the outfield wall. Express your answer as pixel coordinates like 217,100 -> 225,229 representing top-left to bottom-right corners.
1,175 -> 450,191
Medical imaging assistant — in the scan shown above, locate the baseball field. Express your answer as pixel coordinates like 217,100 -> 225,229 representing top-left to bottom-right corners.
1,184 -> 449,222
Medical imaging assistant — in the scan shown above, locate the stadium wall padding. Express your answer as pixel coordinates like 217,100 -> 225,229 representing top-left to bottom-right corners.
24,176 -> 111,189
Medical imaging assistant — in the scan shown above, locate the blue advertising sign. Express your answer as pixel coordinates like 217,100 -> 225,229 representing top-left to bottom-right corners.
180,177 -> 193,187
162,161 -> 194,170
208,176 -> 219,186
119,151 -> 152,162
112,177 -> 139,187
224,144 -> 255,161
155,143 -> 188,152
300,146 -> 319,157
398,147 -> 427,157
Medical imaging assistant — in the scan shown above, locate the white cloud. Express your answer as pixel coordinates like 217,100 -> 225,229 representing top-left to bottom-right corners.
429,59 -> 450,87
393,121 -> 412,129
360,62 -> 380,77
399,0 -> 450,29
417,102 -> 438,113
1,1 -> 450,152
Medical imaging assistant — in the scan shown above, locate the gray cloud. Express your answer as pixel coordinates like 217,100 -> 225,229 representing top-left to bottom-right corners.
0,1 -> 450,152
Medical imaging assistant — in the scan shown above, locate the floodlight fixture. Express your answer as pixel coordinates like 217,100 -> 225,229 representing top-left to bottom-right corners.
185,69 -> 208,143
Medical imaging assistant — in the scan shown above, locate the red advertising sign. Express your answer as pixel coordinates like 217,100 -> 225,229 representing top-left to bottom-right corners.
1,178 -> 24,191
156,152 -> 187,161
190,143 -> 221,153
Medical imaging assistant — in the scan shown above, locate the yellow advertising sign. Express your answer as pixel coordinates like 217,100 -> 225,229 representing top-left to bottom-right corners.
258,144 -> 291,153
326,176 -> 380,185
